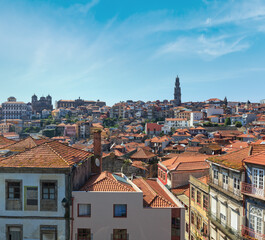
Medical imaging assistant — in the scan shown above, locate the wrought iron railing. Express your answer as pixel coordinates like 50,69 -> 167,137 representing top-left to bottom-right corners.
241,225 -> 265,240
241,182 -> 265,199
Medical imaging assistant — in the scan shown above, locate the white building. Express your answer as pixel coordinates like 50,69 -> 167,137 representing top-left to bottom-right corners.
204,107 -> 224,117
162,118 -> 189,133
0,140 -> 93,240
2,97 -> 32,120
72,171 -> 185,240
190,111 -> 203,127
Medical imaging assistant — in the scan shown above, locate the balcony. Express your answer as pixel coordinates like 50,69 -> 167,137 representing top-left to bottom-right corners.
241,225 -> 265,240
209,177 -> 243,201
241,183 -> 265,200
208,212 -> 241,240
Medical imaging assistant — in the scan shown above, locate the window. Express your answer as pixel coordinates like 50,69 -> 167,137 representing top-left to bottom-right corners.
7,226 -> 22,240
213,169 -> 218,179
40,181 -> 57,211
42,182 -> 55,200
196,216 -> 201,230
234,177 -> 240,190
203,222 -> 208,236
223,174 -> 228,184
191,211 -> 195,225
40,226 -> 57,240
78,204 -> 91,217
191,187 -> 195,200
203,194 -> 208,210
197,191 -> 201,205
113,229 -> 127,240
172,217 -> 180,237
78,229 -> 91,240
114,204 -> 127,218
250,206 -> 263,234
186,223 -> 189,233
8,182 -> 20,199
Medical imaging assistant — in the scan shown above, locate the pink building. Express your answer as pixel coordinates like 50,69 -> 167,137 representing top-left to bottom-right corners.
71,171 -> 185,240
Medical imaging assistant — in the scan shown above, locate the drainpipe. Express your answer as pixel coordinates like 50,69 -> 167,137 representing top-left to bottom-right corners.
71,197 -> 74,240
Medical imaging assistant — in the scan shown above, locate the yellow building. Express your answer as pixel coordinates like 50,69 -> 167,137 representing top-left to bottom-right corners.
189,175 -> 209,240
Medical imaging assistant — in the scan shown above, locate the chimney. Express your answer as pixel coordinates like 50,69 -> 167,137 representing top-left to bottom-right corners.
93,130 -> 102,173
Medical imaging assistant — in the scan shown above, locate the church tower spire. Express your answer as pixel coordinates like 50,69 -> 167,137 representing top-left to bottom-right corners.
174,76 -> 181,106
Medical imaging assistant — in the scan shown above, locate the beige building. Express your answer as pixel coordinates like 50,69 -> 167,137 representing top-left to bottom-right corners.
72,171 -> 185,240
207,148 -> 248,240
189,175 -> 209,240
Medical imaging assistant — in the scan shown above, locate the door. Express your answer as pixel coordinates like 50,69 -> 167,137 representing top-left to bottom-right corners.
253,168 -> 264,197
231,209 -> 238,232
249,206 -> 263,238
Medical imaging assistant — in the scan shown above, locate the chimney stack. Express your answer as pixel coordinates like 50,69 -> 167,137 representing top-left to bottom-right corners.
93,130 -> 102,173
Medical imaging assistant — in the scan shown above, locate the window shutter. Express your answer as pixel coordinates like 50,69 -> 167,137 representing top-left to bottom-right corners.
220,202 -> 226,216
211,196 -> 217,214
231,209 -> 238,231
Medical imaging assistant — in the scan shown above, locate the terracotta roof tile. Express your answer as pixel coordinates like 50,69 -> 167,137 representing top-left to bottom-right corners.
133,178 -> 177,208
160,152 -> 208,171
0,135 -> 16,148
207,147 -> 249,171
130,148 -> 156,160
0,141 -> 92,169
0,136 -> 49,152
80,171 -> 135,192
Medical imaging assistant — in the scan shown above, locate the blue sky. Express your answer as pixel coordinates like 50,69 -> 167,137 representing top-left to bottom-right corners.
0,0 -> 265,106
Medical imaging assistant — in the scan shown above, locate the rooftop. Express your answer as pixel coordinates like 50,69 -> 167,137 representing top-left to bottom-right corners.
80,171 -> 135,192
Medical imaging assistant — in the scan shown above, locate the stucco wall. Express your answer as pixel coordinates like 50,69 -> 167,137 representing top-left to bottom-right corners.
72,191 -> 176,240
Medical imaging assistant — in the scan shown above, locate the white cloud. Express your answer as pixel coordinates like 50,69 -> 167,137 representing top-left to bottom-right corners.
156,34 -> 249,59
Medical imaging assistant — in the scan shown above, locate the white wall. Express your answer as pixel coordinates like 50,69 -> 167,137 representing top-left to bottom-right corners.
0,172 -> 67,239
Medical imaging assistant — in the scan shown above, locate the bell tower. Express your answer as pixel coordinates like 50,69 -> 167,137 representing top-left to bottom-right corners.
174,76 -> 181,106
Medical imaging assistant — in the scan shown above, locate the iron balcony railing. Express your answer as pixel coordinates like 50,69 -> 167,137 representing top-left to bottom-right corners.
241,225 -> 265,240
241,182 -> 265,200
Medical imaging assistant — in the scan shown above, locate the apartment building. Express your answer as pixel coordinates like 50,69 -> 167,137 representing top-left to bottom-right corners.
72,171 -> 185,240
241,151 -> 265,240
189,175 -> 209,240
158,152 -> 209,189
207,148 -> 248,240
0,140 -> 94,240
2,97 -> 32,120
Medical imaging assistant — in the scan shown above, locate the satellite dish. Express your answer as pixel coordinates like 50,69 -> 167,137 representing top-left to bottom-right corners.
95,158 -> 100,167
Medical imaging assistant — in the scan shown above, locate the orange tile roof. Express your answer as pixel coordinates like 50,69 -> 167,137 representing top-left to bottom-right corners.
133,178 -> 177,208
0,141 -> 92,169
250,144 -> 265,155
0,135 -> 16,148
130,148 -> 156,160
160,152 -> 208,171
207,147 -> 249,171
244,151 -> 265,166
0,136 -> 49,152
171,184 -> 190,196
80,171 -> 135,192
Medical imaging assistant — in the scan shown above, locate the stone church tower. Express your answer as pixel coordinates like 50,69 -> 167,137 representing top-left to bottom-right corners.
174,76 -> 181,106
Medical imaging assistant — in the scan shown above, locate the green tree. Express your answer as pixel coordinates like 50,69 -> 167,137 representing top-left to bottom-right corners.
235,121 -> 242,128
224,118 -> 231,126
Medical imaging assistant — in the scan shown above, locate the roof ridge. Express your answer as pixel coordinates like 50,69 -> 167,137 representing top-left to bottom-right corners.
139,178 -> 157,198
44,142 -> 71,167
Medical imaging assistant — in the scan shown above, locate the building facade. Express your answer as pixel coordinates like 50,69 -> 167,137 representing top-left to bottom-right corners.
31,94 -> 53,115
2,97 -> 31,120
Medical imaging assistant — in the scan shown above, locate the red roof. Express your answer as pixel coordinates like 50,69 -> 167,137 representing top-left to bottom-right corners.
80,171 -> 135,192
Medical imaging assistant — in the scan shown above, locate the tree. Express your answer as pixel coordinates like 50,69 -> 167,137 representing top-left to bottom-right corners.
235,121 -> 242,128
224,117 -> 231,126
224,96 -> 228,107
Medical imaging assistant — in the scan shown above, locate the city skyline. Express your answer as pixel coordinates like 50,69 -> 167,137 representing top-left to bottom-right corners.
1,0 -> 265,105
